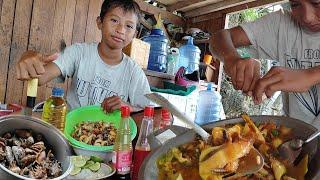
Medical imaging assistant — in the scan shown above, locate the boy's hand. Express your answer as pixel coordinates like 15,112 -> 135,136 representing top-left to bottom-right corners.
102,96 -> 132,113
253,67 -> 313,104
16,50 -> 59,80
224,57 -> 261,93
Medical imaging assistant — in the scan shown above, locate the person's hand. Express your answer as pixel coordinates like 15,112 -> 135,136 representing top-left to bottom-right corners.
102,96 -> 131,113
16,50 -> 59,80
224,57 -> 261,93
253,66 -> 313,104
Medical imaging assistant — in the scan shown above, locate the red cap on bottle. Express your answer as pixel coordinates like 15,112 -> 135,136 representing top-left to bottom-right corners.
121,106 -> 130,118
144,106 -> 154,117
161,108 -> 171,121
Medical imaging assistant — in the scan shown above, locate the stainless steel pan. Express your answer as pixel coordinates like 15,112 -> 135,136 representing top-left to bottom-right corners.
139,115 -> 320,180
0,115 -> 73,180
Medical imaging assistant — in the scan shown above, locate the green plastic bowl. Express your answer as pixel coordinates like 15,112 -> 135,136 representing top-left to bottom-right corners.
64,105 -> 137,151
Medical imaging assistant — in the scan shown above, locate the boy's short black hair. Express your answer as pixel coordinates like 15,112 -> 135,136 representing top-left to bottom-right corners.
100,0 -> 141,28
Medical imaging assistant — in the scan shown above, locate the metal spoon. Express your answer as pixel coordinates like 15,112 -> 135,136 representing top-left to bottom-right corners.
224,148 -> 264,179
278,129 -> 320,164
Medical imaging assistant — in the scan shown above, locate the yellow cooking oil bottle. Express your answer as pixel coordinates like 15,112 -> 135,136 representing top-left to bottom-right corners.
112,106 -> 132,179
42,87 -> 67,131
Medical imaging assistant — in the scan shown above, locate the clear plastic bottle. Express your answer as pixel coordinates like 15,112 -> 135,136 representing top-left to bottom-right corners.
159,108 -> 173,129
112,106 -> 132,178
42,87 -> 67,131
195,83 -> 222,126
132,106 -> 154,180
166,48 -> 179,75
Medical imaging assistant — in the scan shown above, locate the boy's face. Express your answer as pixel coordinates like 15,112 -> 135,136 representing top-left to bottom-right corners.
97,7 -> 138,50
290,0 -> 320,32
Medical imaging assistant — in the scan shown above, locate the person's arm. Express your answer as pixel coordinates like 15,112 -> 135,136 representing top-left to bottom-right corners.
210,27 -> 261,93
309,66 -> 320,85
38,63 -> 62,85
253,66 -> 320,104
101,96 -> 135,113
211,10 -> 285,94
128,65 -> 151,110
210,26 -> 251,62
16,51 -> 61,86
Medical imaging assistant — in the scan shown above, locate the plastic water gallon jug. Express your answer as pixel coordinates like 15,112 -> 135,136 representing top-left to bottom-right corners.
142,29 -> 168,72
178,36 -> 201,73
195,83 -> 222,126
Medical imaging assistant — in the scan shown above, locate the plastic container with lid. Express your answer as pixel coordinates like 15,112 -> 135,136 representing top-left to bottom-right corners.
142,29 -> 168,72
166,48 -> 179,75
204,54 -> 213,65
178,36 -> 201,73
194,83 -> 222,126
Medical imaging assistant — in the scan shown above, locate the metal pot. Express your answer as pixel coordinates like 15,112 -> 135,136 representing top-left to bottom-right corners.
0,115 -> 73,180
140,115 -> 320,180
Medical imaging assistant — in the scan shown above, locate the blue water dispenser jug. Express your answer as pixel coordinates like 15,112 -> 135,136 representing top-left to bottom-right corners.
178,36 -> 201,73
142,29 -> 168,72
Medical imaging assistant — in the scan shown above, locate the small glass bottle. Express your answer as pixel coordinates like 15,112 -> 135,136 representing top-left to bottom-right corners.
132,106 -> 154,180
159,108 -> 173,129
42,87 -> 67,131
112,106 -> 132,179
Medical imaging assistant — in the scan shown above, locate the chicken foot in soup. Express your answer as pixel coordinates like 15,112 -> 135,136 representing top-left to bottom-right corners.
199,140 -> 252,179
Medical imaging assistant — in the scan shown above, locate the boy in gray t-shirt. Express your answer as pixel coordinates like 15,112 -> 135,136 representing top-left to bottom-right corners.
16,0 -> 150,112
210,1 -> 320,127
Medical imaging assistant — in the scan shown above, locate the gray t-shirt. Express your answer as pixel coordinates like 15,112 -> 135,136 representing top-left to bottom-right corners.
53,43 -> 151,110
240,10 -> 320,126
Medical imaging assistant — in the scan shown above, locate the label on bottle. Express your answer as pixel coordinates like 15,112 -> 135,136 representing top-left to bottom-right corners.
27,78 -> 38,97
112,150 -> 132,175
112,151 -> 116,167
160,119 -> 172,129
132,149 -> 150,180
156,129 -> 176,144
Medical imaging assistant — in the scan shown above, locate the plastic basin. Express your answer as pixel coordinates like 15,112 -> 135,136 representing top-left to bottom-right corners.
64,105 -> 137,151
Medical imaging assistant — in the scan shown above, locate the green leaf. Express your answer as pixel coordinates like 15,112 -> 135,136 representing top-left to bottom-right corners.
271,129 -> 279,137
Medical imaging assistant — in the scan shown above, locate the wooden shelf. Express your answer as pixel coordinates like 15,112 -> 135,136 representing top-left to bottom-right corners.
143,69 -> 175,80
194,39 -> 209,44
143,69 -> 175,89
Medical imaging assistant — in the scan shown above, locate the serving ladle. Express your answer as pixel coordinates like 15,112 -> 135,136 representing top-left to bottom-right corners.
223,147 -> 264,179
278,129 -> 320,164
145,93 -> 264,175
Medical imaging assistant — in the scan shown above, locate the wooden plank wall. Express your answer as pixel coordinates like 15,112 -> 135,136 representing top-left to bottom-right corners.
0,0 -> 103,105
190,16 -> 226,34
